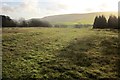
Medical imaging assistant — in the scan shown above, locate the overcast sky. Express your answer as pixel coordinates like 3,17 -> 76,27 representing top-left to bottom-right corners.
0,0 -> 119,19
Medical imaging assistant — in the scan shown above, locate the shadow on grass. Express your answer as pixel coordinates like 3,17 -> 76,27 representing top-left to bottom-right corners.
56,33 -> 120,79
30,36 -> 99,80
57,37 -> 95,67
99,33 -> 120,79
55,36 -> 102,79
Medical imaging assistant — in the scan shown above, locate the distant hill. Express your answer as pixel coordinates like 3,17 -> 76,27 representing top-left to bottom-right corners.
41,12 -> 118,25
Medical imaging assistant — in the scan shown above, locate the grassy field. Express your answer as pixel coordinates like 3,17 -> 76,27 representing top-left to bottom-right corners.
2,27 -> 120,79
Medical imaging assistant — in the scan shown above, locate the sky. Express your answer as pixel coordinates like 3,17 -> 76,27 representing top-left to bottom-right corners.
0,0 -> 119,19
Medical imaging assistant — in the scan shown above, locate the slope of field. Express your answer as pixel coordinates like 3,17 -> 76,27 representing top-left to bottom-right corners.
41,12 -> 118,25
2,27 -> 120,79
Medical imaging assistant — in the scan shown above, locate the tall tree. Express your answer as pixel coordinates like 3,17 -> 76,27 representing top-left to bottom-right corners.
101,15 -> 107,28
1,15 -> 16,27
93,16 -> 98,28
108,15 -> 118,29
93,15 -> 107,28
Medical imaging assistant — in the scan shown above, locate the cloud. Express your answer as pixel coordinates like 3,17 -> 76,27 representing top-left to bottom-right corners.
1,3 -> 15,13
1,0 -> 42,19
1,0 -> 67,19
1,0 -> 119,19
22,0 -> 39,12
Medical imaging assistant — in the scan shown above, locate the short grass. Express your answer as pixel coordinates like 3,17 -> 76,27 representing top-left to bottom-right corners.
2,27 -> 120,79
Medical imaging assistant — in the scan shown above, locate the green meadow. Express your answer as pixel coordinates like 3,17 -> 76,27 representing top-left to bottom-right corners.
2,27 -> 120,79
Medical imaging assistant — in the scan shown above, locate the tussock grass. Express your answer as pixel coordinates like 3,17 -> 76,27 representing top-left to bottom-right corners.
2,27 -> 119,79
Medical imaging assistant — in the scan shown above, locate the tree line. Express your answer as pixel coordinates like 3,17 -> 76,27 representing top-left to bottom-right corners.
0,15 -> 52,27
93,15 -> 119,29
